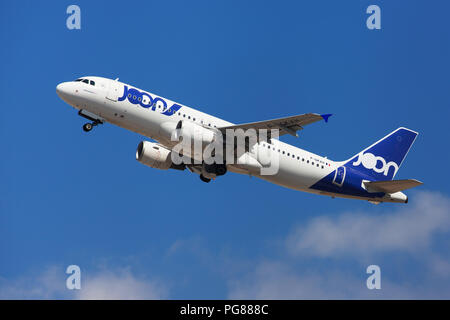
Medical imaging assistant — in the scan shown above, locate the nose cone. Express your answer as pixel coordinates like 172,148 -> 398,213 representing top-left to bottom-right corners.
56,82 -> 69,98
56,82 -> 77,105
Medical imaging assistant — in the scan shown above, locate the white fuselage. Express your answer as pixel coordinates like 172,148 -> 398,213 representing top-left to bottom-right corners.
56,76 -> 405,203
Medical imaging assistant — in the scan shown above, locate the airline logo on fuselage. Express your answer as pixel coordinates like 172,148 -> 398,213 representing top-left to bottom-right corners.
118,85 -> 181,115
352,151 -> 399,177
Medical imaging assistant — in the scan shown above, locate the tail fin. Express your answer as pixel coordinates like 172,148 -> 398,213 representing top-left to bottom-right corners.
346,127 -> 418,181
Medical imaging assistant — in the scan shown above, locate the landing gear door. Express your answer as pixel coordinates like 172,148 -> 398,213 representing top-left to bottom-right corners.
106,80 -> 123,102
332,166 -> 346,187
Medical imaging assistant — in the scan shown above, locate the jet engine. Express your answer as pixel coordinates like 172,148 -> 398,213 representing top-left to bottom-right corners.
136,141 -> 185,170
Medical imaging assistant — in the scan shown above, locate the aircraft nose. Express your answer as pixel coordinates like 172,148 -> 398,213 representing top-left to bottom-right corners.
56,82 -> 68,97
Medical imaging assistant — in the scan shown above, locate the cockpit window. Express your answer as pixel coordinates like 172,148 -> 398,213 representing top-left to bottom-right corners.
74,78 -> 95,86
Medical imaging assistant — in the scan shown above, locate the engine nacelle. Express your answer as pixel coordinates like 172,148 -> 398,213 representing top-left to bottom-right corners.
136,141 -> 185,170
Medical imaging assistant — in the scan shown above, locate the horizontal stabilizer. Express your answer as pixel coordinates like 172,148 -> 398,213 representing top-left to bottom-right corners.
363,179 -> 423,194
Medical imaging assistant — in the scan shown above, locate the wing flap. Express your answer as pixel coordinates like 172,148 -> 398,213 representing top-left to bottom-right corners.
363,179 -> 423,194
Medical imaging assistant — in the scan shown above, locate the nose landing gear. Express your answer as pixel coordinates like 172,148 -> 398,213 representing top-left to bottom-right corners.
78,110 -> 104,133
82,120 -> 102,132
83,123 -> 93,132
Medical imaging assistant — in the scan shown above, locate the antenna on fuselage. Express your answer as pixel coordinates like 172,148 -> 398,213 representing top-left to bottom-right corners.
114,78 -> 119,81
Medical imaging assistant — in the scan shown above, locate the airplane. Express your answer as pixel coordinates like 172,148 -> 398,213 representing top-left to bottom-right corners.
56,76 -> 422,204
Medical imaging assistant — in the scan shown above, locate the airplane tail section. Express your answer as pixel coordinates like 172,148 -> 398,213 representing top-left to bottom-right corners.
345,127 -> 418,181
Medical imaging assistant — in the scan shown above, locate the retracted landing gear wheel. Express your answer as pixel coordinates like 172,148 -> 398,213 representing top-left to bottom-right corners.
200,174 -> 211,183
83,123 -> 93,132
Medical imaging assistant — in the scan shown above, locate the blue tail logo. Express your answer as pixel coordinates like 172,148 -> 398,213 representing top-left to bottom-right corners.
346,127 -> 418,181
352,151 -> 399,177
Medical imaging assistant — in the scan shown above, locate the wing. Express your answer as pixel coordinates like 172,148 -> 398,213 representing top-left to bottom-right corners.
363,179 -> 423,194
217,113 -> 332,138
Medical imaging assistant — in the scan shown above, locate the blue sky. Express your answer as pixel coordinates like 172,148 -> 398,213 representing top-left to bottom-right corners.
1,0 -> 450,299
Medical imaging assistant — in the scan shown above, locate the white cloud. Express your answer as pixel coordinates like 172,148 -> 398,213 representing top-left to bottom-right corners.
76,269 -> 167,300
228,261 -> 347,299
228,191 -> 450,299
286,191 -> 450,257
227,260 -> 448,299
2,192 -> 450,300
426,254 -> 450,279
0,266 -> 65,299
0,266 -> 168,300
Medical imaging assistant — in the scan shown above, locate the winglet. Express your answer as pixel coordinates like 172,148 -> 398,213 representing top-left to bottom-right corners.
321,114 -> 332,123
